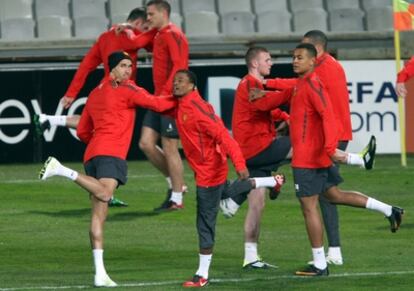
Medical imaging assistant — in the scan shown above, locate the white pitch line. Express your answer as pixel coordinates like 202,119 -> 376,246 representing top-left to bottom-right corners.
1,270 -> 413,291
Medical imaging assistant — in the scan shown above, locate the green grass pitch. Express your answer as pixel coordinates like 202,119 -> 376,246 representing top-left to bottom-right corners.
0,155 -> 413,290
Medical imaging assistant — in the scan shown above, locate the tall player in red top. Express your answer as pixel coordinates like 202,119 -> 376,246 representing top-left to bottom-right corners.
396,56 -> 414,98
264,30 -> 353,265
250,43 -> 403,277
38,51 -> 176,287
133,0 -> 189,211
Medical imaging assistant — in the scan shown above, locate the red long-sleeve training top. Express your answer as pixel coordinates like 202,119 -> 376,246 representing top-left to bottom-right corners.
232,74 -> 289,160
166,90 -> 246,187
253,72 -> 338,168
397,56 -> 414,83
77,77 -> 176,163
65,27 -> 156,98
149,23 -> 189,95
266,52 -> 352,141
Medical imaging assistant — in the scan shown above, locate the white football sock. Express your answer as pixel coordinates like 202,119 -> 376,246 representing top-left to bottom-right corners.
312,247 -> 327,270
252,177 -> 276,188
244,242 -> 258,263
195,254 -> 212,279
45,115 -> 67,126
165,177 -> 172,189
346,153 -> 364,166
327,246 -> 342,259
366,197 -> 392,216
93,249 -> 107,277
57,164 -> 78,181
170,191 -> 183,205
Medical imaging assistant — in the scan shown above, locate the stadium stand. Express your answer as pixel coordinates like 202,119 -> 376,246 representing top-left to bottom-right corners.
218,0 -> 252,14
74,15 -> 108,38
0,0 -> 33,21
182,0 -> 216,15
366,6 -> 394,32
170,12 -> 183,29
361,0 -> 392,10
253,0 -> 288,14
289,0 -> 324,12
165,0 -> 181,14
72,0 -> 107,19
37,15 -> 72,39
257,10 -> 291,34
326,0 -> 361,11
35,0 -> 70,18
329,8 -> 365,32
293,8 -> 328,33
185,11 -> 219,37
222,11 -> 255,36
0,17 -> 35,40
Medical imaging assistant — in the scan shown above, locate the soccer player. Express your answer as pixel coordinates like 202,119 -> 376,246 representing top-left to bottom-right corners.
133,0 -> 189,211
33,8 -> 155,207
396,56 -> 414,98
264,30 -> 353,265
38,51 -> 176,287
225,47 -> 292,269
165,70 -> 285,287
249,43 -> 404,276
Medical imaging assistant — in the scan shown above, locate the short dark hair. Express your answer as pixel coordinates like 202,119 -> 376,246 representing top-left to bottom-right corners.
146,0 -> 171,17
176,69 -> 197,87
295,43 -> 317,58
245,46 -> 269,66
127,7 -> 147,22
303,30 -> 328,51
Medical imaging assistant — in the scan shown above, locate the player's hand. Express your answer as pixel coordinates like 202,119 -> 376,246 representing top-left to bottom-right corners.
331,149 -> 348,163
61,96 -> 75,109
396,82 -> 407,98
237,169 -> 250,180
249,88 -> 266,102
114,23 -> 130,35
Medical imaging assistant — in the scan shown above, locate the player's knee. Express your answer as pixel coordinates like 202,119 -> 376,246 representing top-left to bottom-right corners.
139,138 -> 153,152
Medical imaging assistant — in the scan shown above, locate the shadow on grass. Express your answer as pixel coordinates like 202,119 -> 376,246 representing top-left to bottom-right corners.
29,208 -> 90,217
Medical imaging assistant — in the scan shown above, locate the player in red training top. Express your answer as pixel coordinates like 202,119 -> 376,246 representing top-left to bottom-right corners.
38,51 -> 176,287
130,0 -> 189,211
264,30 -> 353,265
396,56 -> 414,98
250,43 -> 403,277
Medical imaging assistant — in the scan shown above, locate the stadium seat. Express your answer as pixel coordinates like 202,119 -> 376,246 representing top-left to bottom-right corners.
35,0 -> 70,18
170,12 -> 183,29
166,0 -> 181,14
182,0 -> 216,15
109,0 -> 144,22
72,0 -> 107,19
37,16 -> 72,39
329,8 -> 365,32
74,16 -> 109,38
361,0 -> 392,10
110,14 -> 128,26
257,10 -> 291,34
222,11 -> 255,36
289,0 -> 324,12
326,0 -> 360,11
293,8 -> 327,33
366,6 -> 393,31
218,0 -> 251,14
185,11 -> 219,36
0,0 -> 33,21
0,17 -> 34,40
253,0 -> 288,14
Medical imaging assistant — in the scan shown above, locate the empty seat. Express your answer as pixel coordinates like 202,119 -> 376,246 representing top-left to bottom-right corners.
72,0 -> 107,19
170,12 -> 183,29
35,0 -> 70,18
111,14 -> 128,25
74,16 -> 109,38
326,0 -> 360,11
293,8 -> 327,33
0,17 -> 34,40
218,0 -> 251,14
329,8 -> 365,32
182,0 -> 216,15
0,0 -> 33,21
185,11 -> 219,36
257,10 -> 291,34
361,0 -> 392,10
289,0 -> 323,12
253,0 -> 288,14
366,6 -> 393,31
166,0 -> 181,14
109,0 -> 144,20
222,11 -> 255,35
37,16 -> 72,39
